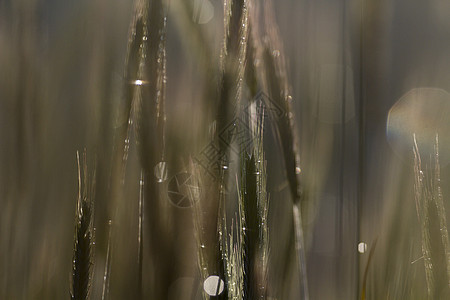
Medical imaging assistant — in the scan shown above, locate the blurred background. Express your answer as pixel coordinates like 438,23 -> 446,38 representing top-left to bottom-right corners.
2,0 -> 450,299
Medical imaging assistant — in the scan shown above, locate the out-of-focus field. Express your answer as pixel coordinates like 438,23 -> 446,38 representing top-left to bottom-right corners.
1,0 -> 450,299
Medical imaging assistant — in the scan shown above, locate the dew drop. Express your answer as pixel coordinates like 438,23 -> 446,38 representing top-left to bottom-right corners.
272,50 -> 280,57
203,275 -> 224,296
358,242 -> 367,254
295,166 -> 301,174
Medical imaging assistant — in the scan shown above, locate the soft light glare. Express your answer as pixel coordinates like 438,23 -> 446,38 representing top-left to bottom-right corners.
193,0 -> 214,24
312,64 -> 355,124
386,88 -> 450,165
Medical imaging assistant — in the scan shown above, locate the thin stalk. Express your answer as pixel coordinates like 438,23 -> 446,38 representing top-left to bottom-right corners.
242,153 -> 258,299
259,0 -> 308,298
191,162 -> 210,300
197,1 -> 251,296
361,238 -> 378,300
101,220 -> 112,300
261,0 -> 301,204
122,0 -> 170,297
71,150 -> 95,300
217,0 -> 249,142
110,0 -> 147,183
413,135 -> 434,299
292,203 -> 308,299
432,134 -> 450,287
222,102 -> 269,299
226,213 -> 244,299
137,170 -> 144,298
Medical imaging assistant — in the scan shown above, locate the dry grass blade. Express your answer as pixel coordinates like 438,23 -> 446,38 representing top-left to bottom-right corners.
112,0 -> 168,177
217,2 -> 251,294
71,150 -> 95,300
112,0 -> 147,179
242,103 -> 269,299
292,202 -> 308,299
101,220 -> 112,300
133,0 -> 171,298
217,0 -> 250,137
113,0 -> 170,297
412,133 -> 450,298
258,1 -> 307,298
137,170 -> 144,298
242,153 -> 258,299
193,1 -> 251,297
135,0 -> 167,170
189,160 -> 210,300
223,191 -> 245,300
413,134 -> 434,298
432,134 -> 450,287
231,214 -> 245,300
219,104 -> 269,299
261,1 -> 300,205
361,238 -> 378,300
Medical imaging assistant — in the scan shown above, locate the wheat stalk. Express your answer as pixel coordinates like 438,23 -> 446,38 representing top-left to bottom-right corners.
71,150 -> 95,300
107,0 -> 170,297
191,1 -> 251,297
246,101 -> 269,298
